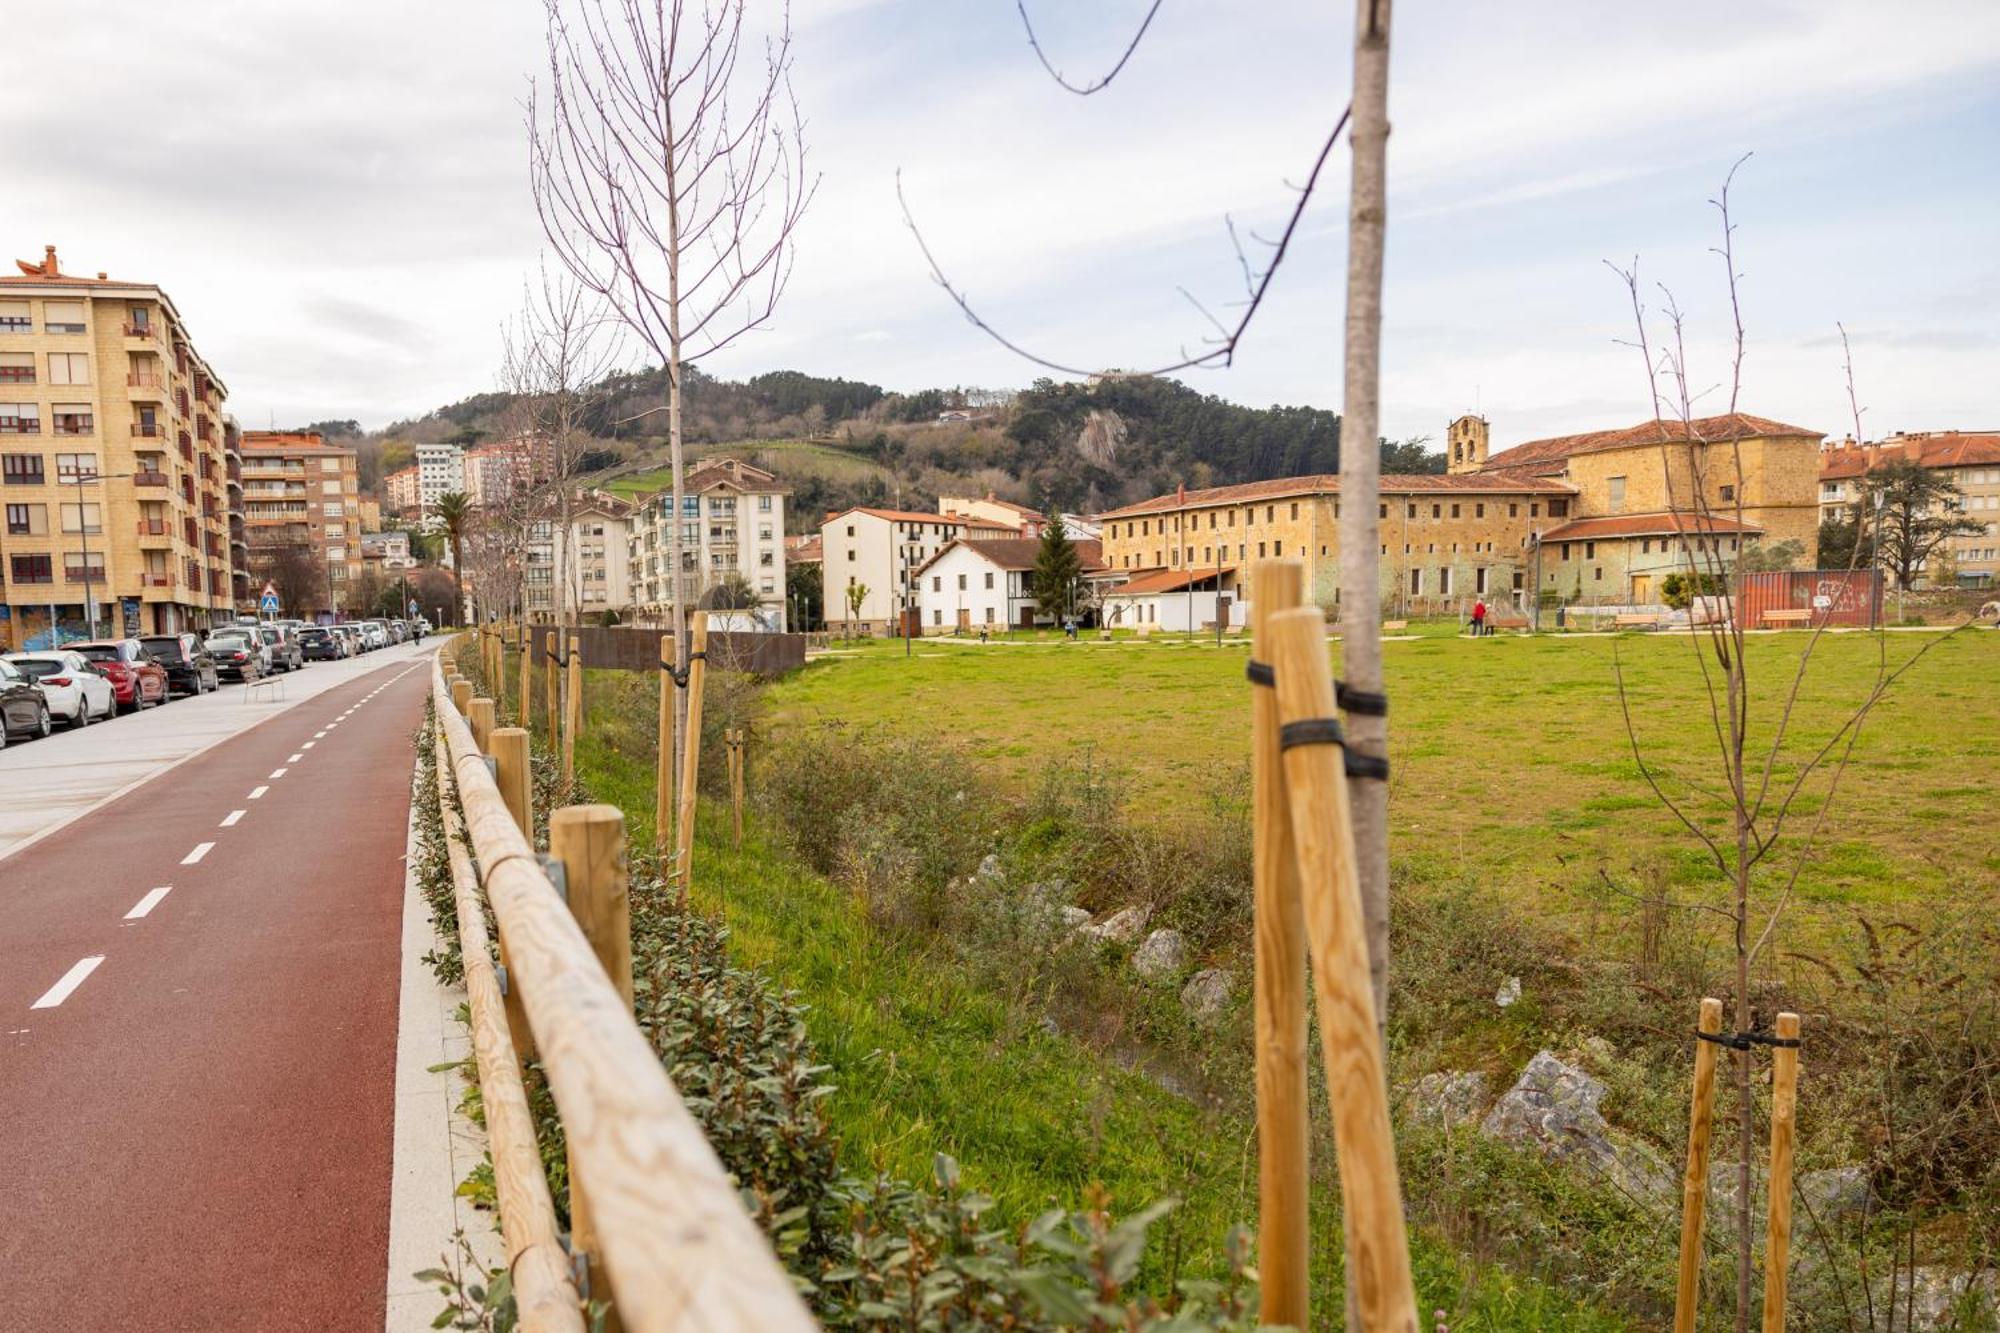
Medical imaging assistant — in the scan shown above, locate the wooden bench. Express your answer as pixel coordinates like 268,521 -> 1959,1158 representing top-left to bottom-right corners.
1488,615 -> 1529,631
1614,613 -> 1663,629
1761,608 -> 1815,627
1382,619 -> 1409,632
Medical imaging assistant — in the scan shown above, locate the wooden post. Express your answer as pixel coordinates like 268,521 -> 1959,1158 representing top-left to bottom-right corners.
550,802 -> 631,1325
545,628 -> 562,749
1762,1011 -> 1802,1333
564,640 -> 583,790
668,636 -> 684,860
1676,997 -> 1726,1333
728,728 -> 745,849
490,726 -> 536,1063
1266,607 -> 1418,1333
1250,559 -> 1311,1330
451,678 -> 472,717
468,697 -> 495,752
672,612 -> 709,893
518,627 -> 531,727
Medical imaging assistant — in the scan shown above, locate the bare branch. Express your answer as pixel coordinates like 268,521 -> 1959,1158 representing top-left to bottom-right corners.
1014,0 -> 1165,95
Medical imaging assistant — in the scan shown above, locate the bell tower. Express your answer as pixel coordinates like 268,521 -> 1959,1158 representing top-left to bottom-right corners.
1447,414 -> 1489,474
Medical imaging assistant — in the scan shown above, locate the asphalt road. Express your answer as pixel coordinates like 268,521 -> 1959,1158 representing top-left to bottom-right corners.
0,649 -> 432,1331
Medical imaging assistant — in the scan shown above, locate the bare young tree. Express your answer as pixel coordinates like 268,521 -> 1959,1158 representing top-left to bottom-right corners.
529,0 -> 816,867
1607,162 -> 1970,1331
501,260 -> 624,628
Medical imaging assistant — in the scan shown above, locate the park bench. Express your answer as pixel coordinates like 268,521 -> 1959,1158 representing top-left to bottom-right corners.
1761,608 -> 1815,627
1614,613 -> 1663,629
1488,615 -> 1529,631
1382,619 -> 1409,632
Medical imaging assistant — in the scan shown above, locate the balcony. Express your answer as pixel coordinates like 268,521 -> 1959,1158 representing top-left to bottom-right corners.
141,573 -> 172,589
131,421 -> 163,439
65,568 -> 109,585
133,470 -> 170,488
122,321 -> 157,341
127,373 -> 167,397
136,517 -> 168,539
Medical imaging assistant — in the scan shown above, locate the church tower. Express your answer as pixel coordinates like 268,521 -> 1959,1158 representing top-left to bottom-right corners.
1447,414 -> 1489,474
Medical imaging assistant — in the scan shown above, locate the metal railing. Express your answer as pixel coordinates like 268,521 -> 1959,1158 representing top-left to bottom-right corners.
428,644 -> 812,1332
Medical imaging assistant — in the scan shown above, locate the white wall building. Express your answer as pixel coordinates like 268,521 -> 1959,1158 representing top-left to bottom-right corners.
913,537 -> 1104,633
627,457 -> 790,627
414,442 -> 465,529
1099,567 -> 1239,632
526,490 -> 635,621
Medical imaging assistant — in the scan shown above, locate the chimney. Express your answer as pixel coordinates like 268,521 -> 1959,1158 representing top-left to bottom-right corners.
1177,482 -> 1186,506
42,244 -> 58,277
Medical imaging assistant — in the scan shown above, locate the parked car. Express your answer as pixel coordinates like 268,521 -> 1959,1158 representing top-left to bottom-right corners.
71,639 -> 170,712
295,626 -> 343,662
205,630 -> 266,680
258,625 -> 304,672
139,632 -> 220,697
3,651 -> 115,729
361,622 -> 389,651
0,659 -> 54,744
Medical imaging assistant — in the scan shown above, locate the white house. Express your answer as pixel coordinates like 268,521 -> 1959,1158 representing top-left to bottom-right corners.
820,507 -> 1017,634
913,537 -> 1105,633
1099,567 -> 1241,632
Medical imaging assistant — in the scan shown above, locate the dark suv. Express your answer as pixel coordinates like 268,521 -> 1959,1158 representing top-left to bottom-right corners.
295,627 -> 343,662
139,633 -> 219,697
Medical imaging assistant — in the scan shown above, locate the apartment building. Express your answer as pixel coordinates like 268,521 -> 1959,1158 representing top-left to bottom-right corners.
1820,431 -> 2000,586
360,530 -> 418,571
820,507 -> 1020,633
524,490 -> 634,622
0,245 -> 236,648
382,464 -> 420,516
240,430 -> 363,614
414,442 -> 464,527
628,458 -> 791,627
465,434 -> 555,509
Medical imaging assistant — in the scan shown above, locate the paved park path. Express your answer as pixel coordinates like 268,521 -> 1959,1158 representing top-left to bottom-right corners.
0,649 -> 431,1331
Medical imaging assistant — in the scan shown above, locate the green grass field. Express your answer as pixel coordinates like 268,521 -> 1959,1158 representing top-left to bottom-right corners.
772,626 -> 1999,925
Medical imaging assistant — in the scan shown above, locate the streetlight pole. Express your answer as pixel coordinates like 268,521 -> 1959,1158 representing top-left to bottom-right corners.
61,470 -> 133,639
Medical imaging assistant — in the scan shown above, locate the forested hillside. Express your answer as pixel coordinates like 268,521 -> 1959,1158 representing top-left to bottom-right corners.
336,368 -> 1442,529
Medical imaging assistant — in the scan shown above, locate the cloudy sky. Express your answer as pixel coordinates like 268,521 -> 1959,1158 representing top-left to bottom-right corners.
13,1 -> 1999,450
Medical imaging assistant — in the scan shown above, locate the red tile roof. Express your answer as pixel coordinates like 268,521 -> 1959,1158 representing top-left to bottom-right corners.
1538,511 -> 1763,541
1480,413 -> 1824,474
1819,432 -> 2000,480
786,535 -> 822,563
1096,470 -> 1574,520
1106,566 -> 1235,596
914,537 -> 1104,577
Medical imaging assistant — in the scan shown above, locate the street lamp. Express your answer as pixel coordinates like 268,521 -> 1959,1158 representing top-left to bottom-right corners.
58,469 -> 133,639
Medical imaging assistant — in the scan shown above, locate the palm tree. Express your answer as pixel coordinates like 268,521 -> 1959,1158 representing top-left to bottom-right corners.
433,492 -> 473,626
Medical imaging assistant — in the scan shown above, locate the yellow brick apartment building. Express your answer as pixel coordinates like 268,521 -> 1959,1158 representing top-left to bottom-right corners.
0,246 -> 238,648
241,430 -> 363,616
1098,410 -> 1824,613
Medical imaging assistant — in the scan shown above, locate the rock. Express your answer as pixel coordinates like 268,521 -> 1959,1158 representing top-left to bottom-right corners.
1898,1268 -> 1997,1329
1131,929 -> 1186,982
976,853 -> 1003,883
1025,878 -> 1070,904
1799,1164 -> 1874,1222
1480,1051 -> 1674,1205
1406,1071 -> 1489,1129
1057,905 -> 1092,930
1494,976 -> 1522,1008
1180,968 -> 1232,1023
1083,905 -> 1149,944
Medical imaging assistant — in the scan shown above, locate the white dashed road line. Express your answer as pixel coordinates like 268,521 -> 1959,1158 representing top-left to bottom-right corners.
31,957 -> 104,1010
220,810 -> 245,827
301,742 -> 315,750
268,768 -> 287,780
248,785 -> 269,800
286,753 -> 303,764
181,842 -> 214,866
125,887 -> 172,920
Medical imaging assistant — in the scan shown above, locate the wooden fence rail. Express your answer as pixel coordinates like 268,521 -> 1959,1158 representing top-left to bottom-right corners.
430,642 -> 813,1332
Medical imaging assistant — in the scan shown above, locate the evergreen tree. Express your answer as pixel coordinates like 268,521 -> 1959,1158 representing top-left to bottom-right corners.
1030,507 -> 1082,622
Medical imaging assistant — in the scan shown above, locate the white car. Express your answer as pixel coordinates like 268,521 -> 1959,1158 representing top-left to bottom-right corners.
4,650 -> 117,729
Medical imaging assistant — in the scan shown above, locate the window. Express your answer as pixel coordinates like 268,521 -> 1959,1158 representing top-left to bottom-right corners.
1593,566 -> 1603,581
758,494 -> 772,511
47,352 -> 91,385
324,502 -> 344,518
326,523 -> 346,539
6,502 -> 46,534
1530,502 -> 1540,518
4,452 -> 45,483
0,404 -> 40,434
1718,484 -> 1736,502
760,550 -> 774,567
1438,567 -> 1453,596
1450,504 -> 1461,518
957,573 -> 967,591
1409,568 -> 1423,594
1379,504 -> 1387,519
1560,542 -> 1571,561
846,549 -> 855,561
844,524 -> 855,537
761,578 -> 775,593
52,406 -> 93,436
56,453 -> 98,480
1475,566 -> 1488,594
1432,504 -> 1442,519
44,301 -> 86,334
321,480 -> 340,495
758,525 -> 773,541
1476,503 -> 1485,518
0,300 -> 29,332
62,552 -> 105,582
59,501 -> 102,534
1549,499 -> 1569,517
1257,541 -> 1267,558
1266,505 -> 1275,522
1290,502 -> 1299,520
1508,503 -> 1518,518
0,352 -> 32,383
127,306 -> 150,331
1407,503 -> 1417,519
1584,541 -> 1596,559
1607,476 -> 1626,512
983,571 -> 994,589
11,553 -> 53,584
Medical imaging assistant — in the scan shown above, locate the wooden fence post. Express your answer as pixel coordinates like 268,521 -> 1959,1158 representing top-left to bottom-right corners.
1266,607 -> 1418,1333
517,627 -> 530,727
550,803 -> 631,1324
1250,559 -> 1311,1330
451,678 -> 473,717
564,640 -> 583,791
673,612 -> 709,894
468,697 -> 495,752
545,628 -> 562,749
728,728 -> 745,849
1676,997 -> 1726,1332
668,632 -> 684,856
490,726 -> 537,1064
1762,1011 -> 1802,1333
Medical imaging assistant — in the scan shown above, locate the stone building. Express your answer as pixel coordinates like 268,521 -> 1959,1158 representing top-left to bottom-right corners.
0,245 -> 237,647
1819,431 -> 2000,587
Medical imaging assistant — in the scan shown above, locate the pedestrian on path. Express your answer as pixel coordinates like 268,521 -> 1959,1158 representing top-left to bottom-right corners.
1471,598 -> 1488,636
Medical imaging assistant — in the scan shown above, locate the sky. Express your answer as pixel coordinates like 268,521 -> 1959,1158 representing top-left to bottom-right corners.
10,0 -> 1999,451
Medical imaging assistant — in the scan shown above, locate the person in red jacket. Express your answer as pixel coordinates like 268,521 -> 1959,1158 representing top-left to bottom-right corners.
1471,598 -> 1488,636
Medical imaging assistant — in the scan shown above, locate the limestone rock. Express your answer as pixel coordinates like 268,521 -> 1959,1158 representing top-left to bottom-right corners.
1406,1071 -> 1490,1129
1495,976 -> 1522,1008
1131,929 -> 1186,982
1799,1164 -> 1874,1221
1480,1050 -> 1674,1204
1180,968 -> 1232,1023
976,853 -> 1004,883
1083,905 -> 1150,944
1057,905 -> 1092,930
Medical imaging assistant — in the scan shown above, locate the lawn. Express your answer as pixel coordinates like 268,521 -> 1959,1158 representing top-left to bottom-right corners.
770,625 -> 2000,924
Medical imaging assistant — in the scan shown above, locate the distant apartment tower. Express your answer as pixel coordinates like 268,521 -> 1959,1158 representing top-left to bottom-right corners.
0,245 -> 237,647
465,434 -> 553,509
627,457 -> 790,628
414,442 -> 465,528
240,430 -> 363,614
382,463 -> 420,517
525,490 -> 635,621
